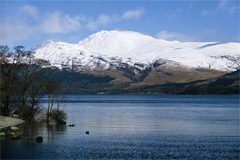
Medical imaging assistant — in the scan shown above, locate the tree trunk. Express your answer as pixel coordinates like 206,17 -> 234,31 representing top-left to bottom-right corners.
50,92 -> 54,114
47,94 -> 50,123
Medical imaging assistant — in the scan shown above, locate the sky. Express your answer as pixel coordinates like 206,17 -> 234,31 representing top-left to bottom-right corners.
0,0 -> 239,50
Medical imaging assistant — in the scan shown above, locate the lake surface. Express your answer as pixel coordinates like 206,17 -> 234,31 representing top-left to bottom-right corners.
1,95 -> 240,159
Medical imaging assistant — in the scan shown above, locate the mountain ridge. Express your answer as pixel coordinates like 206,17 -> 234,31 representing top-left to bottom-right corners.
32,30 -> 240,72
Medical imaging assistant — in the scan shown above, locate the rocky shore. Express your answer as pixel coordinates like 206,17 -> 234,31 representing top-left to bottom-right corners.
0,116 -> 25,131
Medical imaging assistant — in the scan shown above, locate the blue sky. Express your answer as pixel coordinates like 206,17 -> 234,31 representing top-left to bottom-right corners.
1,0 -> 239,50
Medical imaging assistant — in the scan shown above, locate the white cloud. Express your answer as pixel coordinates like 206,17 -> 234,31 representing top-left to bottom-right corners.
0,6 -> 83,45
0,20 -> 34,45
229,5 -> 239,14
86,21 -> 97,31
165,8 -> 182,20
218,0 -> 227,9
122,8 -> 144,19
20,5 -> 39,19
156,30 -> 197,42
156,30 -> 225,42
188,2 -> 194,10
1,5 -> 146,45
201,0 -> 239,16
86,8 -> 144,30
40,11 -> 81,33
86,14 -> 120,30
201,0 -> 224,16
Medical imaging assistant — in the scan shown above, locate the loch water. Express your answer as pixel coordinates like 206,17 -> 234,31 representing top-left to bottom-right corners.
1,95 -> 239,159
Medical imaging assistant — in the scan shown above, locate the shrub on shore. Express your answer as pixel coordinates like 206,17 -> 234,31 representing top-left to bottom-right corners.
49,109 -> 67,125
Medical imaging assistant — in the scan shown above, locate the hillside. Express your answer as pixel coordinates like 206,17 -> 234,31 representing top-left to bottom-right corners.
47,68 -> 238,95
121,70 -> 240,95
32,30 -> 240,94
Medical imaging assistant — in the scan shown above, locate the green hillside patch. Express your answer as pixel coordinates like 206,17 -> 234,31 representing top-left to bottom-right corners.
49,70 -> 115,94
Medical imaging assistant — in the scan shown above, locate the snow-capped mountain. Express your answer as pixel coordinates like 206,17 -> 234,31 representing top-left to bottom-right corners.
32,30 -> 240,71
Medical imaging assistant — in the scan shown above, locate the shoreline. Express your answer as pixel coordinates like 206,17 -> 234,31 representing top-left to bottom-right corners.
0,116 -> 25,131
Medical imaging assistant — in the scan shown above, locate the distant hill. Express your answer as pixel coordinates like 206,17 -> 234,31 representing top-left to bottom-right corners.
48,68 -> 239,95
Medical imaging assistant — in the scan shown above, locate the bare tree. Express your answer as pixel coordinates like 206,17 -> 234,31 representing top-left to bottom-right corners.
0,45 -> 66,123
0,46 -> 51,120
43,78 -> 60,123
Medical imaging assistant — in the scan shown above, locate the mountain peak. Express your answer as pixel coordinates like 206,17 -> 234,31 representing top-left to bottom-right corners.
80,30 -> 155,42
78,30 -> 158,58
32,40 -> 54,51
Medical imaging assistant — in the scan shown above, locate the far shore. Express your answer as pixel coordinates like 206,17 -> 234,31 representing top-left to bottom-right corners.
0,116 -> 25,131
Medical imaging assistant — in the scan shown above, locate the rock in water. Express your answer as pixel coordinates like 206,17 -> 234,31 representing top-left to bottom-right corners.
36,136 -> 43,143
85,131 -> 89,134
11,126 -> 20,131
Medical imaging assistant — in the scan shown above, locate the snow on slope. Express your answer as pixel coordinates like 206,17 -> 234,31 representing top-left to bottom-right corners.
32,30 -> 240,71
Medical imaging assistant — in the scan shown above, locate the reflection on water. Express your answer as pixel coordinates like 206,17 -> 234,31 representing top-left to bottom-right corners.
1,95 -> 239,159
1,122 -> 67,145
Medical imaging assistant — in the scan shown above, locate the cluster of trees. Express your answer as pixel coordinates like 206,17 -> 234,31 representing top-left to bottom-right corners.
0,46 -> 66,123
